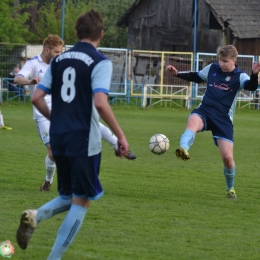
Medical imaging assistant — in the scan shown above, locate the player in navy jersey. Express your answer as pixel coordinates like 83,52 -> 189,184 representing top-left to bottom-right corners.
166,45 -> 260,199
16,9 -> 129,258
15,35 -> 136,192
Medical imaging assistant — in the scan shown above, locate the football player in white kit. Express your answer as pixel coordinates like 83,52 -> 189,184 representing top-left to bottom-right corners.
15,35 -> 63,192
15,35 -> 136,192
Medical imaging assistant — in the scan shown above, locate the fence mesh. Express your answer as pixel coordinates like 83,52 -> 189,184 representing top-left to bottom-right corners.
0,42 -> 259,109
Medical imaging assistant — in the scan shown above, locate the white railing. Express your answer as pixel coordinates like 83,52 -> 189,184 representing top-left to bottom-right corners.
142,84 -> 190,108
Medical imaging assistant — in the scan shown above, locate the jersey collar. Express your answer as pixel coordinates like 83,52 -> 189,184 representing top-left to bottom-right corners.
75,41 -> 96,50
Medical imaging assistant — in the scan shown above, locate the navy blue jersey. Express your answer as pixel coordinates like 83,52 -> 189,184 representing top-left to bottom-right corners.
38,42 -> 112,157
198,63 -> 249,121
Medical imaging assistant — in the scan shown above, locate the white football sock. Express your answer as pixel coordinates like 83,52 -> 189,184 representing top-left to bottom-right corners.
45,155 -> 56,184
0,110 -> 4,127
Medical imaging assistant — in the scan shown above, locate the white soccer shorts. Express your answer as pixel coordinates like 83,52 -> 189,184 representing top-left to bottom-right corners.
36,119 -> 50,146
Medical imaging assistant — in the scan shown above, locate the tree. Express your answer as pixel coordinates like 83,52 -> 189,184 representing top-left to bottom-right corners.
62,0 -> 92,45
33,0 -> 92,45
0,0 -> 33,43
90,0 -> 134,48
0,0 -> 135,47
34,0 -> 134,47
34,0 -> 62,41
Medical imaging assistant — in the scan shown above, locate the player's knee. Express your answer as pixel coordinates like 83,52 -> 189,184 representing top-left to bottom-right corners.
222,156 -> 233,169
72,197 -> 91,209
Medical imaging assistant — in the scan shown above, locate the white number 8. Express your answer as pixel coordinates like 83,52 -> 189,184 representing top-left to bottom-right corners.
61,67 -> 76,103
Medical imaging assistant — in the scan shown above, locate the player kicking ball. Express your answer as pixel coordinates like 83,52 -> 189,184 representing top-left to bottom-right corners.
167,45 -> 260,199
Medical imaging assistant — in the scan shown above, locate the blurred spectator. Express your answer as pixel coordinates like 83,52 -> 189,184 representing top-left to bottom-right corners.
7,66 -> 26,101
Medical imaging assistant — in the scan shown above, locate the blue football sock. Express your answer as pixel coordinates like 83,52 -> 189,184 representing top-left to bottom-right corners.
36,196 -> 72,224
180,129 -> 195,151
224,165 -> 236,192
47,204 -> 87,260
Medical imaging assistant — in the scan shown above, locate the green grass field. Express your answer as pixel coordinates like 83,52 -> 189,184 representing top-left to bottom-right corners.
1,102 -> 260,260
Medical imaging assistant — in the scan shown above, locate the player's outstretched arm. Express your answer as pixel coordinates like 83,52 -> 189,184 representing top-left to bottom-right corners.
166,65 -> 178,76
166,65 -> 204,83
244,62 -> 260,91
14,75 -> 40,86
252,61 -> 260,75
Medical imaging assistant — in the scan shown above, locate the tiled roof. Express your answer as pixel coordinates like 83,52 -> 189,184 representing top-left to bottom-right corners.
205,0 -> 260,39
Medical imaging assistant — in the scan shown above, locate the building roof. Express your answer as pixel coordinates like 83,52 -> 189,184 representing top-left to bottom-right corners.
205,0 -> 260,39
117,0 -> 260,39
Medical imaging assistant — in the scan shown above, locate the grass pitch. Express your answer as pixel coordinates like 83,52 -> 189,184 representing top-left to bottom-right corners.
1,102 -> 260,260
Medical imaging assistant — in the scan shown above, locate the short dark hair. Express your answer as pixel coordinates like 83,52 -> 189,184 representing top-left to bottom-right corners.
74,9 -> 104,41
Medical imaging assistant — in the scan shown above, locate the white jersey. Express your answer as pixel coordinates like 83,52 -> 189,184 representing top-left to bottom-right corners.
17,54 -> 51,121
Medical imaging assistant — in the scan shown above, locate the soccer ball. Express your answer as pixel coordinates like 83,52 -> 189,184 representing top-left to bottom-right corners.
149,134 -> 170,155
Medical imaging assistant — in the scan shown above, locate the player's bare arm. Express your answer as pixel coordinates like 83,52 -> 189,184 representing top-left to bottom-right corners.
31,88 -> 51,120
14,75 -> 41,85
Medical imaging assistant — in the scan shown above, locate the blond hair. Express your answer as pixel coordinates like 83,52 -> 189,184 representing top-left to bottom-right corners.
217,45 -> 238,60
43,34 -> 64,49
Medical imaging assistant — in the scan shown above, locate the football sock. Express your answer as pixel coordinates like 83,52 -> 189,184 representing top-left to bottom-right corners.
180,129 -> 195,151
45,155 -> 56,184
224,165 -> 236,191
47,204 -> 87,260
0,110 -> 4,126
99,123 -> 118,150
36,196 -> 71,224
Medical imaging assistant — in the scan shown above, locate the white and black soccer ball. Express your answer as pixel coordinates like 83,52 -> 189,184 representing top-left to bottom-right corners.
149,134 -> 170,155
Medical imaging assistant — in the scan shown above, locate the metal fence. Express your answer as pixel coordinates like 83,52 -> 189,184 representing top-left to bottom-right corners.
65,45 -> 128,97
0,42 -> 259,109
129,50 -> 193,107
